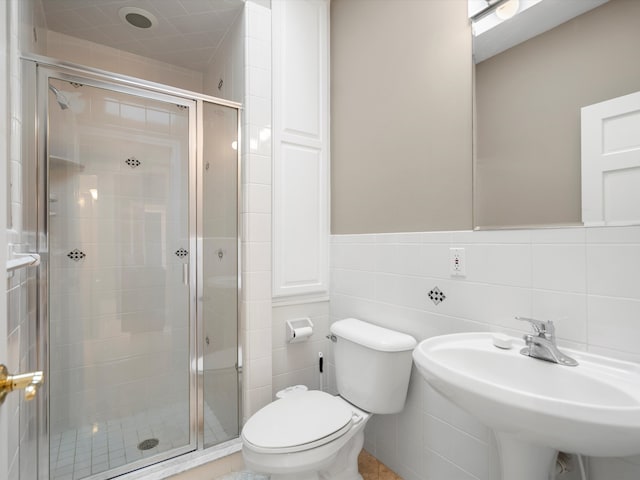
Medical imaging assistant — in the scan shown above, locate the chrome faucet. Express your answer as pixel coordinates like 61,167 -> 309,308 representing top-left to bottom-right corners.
516,317 -> 578,367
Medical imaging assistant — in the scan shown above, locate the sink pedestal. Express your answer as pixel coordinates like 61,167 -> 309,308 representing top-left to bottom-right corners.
496,432 -> 557,480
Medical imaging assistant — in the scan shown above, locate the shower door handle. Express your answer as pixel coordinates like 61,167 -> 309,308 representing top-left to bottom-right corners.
183,263 -> 189,285
0,364 -> 44,404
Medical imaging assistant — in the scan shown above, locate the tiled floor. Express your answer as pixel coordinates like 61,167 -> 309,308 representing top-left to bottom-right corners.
51,417 -> 394,480
50,402 -> 231,480
358,449 -> 403,480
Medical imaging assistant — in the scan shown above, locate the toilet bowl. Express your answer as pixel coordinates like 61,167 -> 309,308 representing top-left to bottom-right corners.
241,318 -> 417,480
242,390 -> 369,480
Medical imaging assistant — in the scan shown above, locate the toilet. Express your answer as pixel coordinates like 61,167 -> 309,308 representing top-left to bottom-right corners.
241,318 -> 417,480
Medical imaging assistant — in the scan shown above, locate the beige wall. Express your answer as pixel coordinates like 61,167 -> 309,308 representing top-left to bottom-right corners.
330,0 -> 473,234
475,0 -> 640,228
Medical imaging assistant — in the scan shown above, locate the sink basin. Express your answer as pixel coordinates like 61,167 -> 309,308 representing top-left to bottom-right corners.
413,332 -> 640,480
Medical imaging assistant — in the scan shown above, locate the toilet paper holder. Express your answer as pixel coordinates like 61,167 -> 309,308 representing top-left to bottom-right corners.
286,317 -> 314,343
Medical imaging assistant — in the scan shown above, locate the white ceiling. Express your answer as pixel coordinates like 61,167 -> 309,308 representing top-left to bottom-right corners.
41,0 -> 245,71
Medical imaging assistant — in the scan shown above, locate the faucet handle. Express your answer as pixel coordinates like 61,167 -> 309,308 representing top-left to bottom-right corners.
516,317 -> 555,338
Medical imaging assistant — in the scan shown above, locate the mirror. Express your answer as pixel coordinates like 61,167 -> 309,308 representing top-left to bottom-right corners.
473,0 -> 640,229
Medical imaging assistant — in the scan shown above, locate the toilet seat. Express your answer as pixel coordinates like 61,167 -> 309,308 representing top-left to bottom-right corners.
242,391 -> 354,454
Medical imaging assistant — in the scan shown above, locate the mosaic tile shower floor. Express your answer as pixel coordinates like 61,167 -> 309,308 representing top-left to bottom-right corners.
50,402 -> 231,480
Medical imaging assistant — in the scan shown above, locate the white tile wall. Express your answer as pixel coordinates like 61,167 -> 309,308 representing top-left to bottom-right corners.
272,301 -> 330,396
330,226 -> 640,480
203,8 -> 244,104
233,1 -> 273,423
4,1 -> 43,480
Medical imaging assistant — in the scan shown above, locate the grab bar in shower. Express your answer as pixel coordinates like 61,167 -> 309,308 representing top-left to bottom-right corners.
6,253 -> 41,273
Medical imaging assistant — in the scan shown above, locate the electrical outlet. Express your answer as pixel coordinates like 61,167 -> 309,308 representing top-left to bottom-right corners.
450,247 -> 466,277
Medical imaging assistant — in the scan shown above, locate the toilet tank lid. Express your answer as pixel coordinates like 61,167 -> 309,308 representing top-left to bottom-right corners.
330,318 -> 417,352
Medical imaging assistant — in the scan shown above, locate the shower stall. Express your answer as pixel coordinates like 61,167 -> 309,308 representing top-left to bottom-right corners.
22,59 -> 241,480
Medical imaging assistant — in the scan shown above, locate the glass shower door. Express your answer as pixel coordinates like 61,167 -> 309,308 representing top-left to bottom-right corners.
46,75 -> 195,480
201,101 -> 239,448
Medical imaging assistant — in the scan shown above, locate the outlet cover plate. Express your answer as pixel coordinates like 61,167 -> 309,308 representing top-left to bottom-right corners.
450,247 -> 466,277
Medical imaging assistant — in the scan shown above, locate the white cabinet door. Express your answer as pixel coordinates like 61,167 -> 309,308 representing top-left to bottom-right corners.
581,91 -> 640,225
272,0 -> 329,299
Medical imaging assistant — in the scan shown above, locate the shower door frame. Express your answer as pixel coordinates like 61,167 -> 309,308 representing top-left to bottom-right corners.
22,57 -> 243,480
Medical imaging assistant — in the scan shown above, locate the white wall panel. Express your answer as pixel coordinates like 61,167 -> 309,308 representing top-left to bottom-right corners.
272,0 -> 329,299
276,143 -> 325,291
280,1 -> 322,139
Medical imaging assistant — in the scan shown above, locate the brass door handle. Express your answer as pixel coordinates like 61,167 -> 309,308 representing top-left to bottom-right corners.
0,364 -> 44,404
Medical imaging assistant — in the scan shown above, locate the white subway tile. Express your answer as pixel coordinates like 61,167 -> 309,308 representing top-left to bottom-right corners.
587,345 -> 640,364
587,245 -> 640,299
243,213 -> 271,243
421,231 -> 453,244
244,300 -> 272,331
451,229 -> 531,244
244,241 -> 271,273
246,153 -> 271,186
466,243 -> 532,287
424,448 -> 473,480
247,36 -> 270,71
531,227 -> 586,244
419,243 -> 451,279
375,243 -> 398,274
242,271 -> 271,302
371,413 -> 398,470
245,356 -> 271,390
376,232 -> 422,244
246,183 -> 271,214
331,268 -> 375,299
246,2 -> 271,42
441,281 -> 531,330
391,275 -> 432,310
246,66 -> 270,99
531,290 -> 587,342
532,244 -> 587,293
331,234 -> 377,244
244,385 -> 271,419
330,243 -> 376,271
248,123 -> 271,156
394,243 -> 425,277
587,295 -> 640,354
248,328 -> 271,359
586,225 -> 640,244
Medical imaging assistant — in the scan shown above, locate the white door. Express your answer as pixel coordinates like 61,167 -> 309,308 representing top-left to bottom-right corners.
581,90 -> 640,226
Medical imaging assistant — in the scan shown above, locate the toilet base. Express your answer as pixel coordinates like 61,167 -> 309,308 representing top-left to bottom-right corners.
320,428 -> 364,480
246,422 -> 366,480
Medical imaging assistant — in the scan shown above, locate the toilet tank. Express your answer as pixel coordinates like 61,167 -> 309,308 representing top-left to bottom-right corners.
330,318 -> 417,414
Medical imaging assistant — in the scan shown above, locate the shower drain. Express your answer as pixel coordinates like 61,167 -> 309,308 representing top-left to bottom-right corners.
137,438 -> 159,451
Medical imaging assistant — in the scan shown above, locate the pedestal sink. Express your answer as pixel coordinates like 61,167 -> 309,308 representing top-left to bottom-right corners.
412,332 -> 640,480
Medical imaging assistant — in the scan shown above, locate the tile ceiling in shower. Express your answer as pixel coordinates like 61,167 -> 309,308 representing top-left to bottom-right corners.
41,0 -> 244,71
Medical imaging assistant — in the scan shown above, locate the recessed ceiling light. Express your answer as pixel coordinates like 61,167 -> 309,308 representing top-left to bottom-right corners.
118,7 -> 157,30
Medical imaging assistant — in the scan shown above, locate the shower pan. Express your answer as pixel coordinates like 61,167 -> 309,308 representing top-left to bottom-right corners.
21,59 -> 242,480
